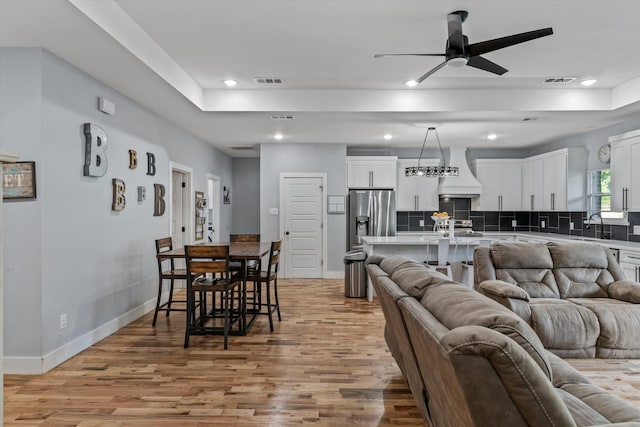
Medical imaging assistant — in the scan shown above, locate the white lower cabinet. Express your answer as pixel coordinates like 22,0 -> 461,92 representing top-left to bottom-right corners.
620,249 -> 640,282
396,159 -> 439,211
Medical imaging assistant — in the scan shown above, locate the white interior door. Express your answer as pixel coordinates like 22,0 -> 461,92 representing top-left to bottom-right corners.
283,176 -> 323,278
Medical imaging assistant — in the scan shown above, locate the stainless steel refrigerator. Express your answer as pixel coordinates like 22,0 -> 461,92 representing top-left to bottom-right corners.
347,189 -> 396,250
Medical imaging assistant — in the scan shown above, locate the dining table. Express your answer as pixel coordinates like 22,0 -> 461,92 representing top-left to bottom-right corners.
156,241 -> 272,335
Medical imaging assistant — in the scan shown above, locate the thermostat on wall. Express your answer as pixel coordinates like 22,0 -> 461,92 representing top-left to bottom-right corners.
98,97 -> 115,115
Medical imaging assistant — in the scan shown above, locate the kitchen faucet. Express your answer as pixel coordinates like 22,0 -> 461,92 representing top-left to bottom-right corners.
585,213 -> 610,239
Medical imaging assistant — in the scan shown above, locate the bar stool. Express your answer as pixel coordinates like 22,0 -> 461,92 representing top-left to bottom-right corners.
425,238 -> 453,279
153,237 -> 189,326
247,240 -> 282,331
460,239 -> 491,288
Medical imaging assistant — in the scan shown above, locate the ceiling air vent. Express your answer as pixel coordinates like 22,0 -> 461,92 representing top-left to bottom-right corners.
270,115 -> 295,120
229,145 -> 256,151
543,77 -> 577,84
254,77 -> 283,84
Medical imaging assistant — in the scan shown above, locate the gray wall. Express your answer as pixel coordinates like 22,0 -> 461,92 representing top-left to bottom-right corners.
529,117 -> 640,170
260,143 -> 347,273
232,157 -> 260,233
1,48 -> 232,361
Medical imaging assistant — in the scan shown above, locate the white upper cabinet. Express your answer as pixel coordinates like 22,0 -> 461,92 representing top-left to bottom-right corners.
472,159 -> 522,211
521,148 -> 586,211
347,156 -> 397,189
610,129 -> 640,212
396,159 -> 439,211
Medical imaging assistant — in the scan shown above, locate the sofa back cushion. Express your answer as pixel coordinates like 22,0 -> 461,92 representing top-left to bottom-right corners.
547,242 -> 613,298
489,242 -> 560,298
382,257 -> 456,300
420,282 -> 552,380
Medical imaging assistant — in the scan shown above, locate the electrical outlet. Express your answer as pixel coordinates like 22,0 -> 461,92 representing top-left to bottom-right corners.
60,313 -> 67,330
541,220 -> 546,228
419,219 -> 425,227
511,220 -> 517,227
634,225 -> 640,235
570,222 -> 575,230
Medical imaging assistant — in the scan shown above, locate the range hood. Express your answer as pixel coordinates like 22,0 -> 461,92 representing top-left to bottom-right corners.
438,147 -> 482,198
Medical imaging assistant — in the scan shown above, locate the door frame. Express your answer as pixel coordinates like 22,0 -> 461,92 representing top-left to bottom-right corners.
206,173 -> 221,243
169,161 -> 194,246
278,173 -> 328,279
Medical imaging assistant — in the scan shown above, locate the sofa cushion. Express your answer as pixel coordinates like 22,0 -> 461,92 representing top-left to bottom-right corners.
442,326 -> 575,427
560,383 -> 640,423
490,243 -> 560,298
544,351 -> 591,388
555,387 -> 610,426
569,298 -> 640,358
379,255 -> 421,276
390,263 -> 454,300
529,299 -> 599,358
421,283 -> 552,380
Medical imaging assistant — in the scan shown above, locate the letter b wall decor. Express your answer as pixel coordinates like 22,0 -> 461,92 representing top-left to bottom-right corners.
83,123 -> 108,177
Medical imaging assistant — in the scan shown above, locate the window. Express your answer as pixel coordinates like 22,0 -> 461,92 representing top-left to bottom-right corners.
587,169 -> 611,213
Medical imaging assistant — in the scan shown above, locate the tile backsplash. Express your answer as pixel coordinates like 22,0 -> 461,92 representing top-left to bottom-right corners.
397,197 -> 640,243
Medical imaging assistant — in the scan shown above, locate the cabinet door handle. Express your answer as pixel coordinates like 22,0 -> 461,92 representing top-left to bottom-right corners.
636,266 -> 639,282
551,193 -> 555,211
369,170 -> 373,187
531,195 -> 534,211
625,188 -> 629,211
627,255 -> 640,260
414,195 -> 419,211
498,195 -> 502,211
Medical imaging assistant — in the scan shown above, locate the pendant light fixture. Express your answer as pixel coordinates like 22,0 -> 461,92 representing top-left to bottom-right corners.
405,127 -> 459,177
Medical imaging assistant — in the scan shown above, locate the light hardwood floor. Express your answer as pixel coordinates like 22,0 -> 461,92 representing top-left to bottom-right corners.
4,279 -> 640,426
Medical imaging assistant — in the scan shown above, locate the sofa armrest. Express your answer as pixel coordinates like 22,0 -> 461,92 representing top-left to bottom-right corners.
608,280 -> 640,304
478,280 -> 532,322
479,280 -> 530,301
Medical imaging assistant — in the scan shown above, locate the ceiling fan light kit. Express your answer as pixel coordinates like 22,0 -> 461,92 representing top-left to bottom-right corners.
405,127 -> 459,178
376,10 -> 553,84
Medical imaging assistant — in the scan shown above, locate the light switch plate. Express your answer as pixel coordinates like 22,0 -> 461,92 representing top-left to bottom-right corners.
634,225 -> 640,235
511,220 -> 517,227
419,219 -> 425,227
570,222 -> 575,230
541,220 -> 546,228
269,208 -> 279,215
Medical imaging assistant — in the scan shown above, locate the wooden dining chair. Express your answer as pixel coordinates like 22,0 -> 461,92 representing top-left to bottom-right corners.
247,240 -> 282,331
153,237 -> 189,326
184,245 -> 243,349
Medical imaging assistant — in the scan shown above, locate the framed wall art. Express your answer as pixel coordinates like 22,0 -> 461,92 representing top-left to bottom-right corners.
223,186 -> 231,204
2,161 -> 37,200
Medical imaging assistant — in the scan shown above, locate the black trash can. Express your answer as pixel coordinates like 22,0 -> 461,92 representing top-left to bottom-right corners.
344,250 -> 367,298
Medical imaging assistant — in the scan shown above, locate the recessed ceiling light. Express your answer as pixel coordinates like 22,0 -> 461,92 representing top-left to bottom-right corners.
383,134 -> 393,140
487,133 -> 498,140
580,79 -> 597,86
405,80 -> 418,87
274,133 -> 284,140
223,79 -> 238,87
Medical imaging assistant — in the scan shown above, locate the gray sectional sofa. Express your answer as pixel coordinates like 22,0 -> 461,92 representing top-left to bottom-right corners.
474,241 -> 640,358
366,254 -> 640,427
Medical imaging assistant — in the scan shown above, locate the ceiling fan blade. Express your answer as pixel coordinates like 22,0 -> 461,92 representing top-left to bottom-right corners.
466,28 -> 553,57
416,61 -> 448,83
466,55 -> 508,75
447,11 -> 466,52
374,53 -> 446,58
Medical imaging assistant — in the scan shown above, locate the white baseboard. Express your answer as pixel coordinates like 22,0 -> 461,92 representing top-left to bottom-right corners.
4,297 -> 158,375
325,270 -> 344,279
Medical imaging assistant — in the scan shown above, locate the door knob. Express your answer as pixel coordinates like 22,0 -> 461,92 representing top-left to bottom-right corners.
285,231 -> 290,235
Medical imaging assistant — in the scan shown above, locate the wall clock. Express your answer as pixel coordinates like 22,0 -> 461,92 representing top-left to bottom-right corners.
598,144 -> 611,163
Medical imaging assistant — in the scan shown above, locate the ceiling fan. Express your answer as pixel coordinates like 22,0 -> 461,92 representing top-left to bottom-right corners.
375,10 -> 553,83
